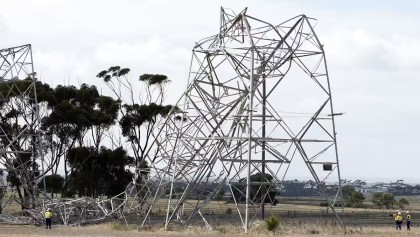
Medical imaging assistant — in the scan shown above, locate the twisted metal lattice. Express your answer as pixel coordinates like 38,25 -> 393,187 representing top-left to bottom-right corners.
0,44 -> 44,210
135,7 -> 344,231
0,178 -> 140,225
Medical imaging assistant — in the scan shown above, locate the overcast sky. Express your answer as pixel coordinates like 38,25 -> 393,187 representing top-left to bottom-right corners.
1,0 -> 420,182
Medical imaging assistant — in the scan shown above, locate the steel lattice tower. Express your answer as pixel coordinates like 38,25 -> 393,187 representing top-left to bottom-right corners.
134,7 -> 344,231
0,44 -> 44,209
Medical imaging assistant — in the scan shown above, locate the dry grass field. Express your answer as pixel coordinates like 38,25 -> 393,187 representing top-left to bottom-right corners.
2,195 -> 420,236
0,222 -> 417,237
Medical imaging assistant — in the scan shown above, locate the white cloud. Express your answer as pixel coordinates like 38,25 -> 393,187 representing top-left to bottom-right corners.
326,28 -> 420,72
33,49 -> 92,86
0,15 -> 6,32
96,37 -> 171,65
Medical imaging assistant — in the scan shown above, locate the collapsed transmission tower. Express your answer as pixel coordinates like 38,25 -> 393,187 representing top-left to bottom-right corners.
0,44 -> 45,210
136,7 -> 344,232
0,45 -> 130,226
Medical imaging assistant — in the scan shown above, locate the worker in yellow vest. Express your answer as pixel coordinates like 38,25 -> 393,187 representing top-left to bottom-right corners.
396,212 -> 403,230
406,211 -> 411,231
44,208 -> 53,229
391,210 -> 399,229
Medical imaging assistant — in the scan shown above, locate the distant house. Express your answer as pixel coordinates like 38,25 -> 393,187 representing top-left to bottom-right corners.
354,185 -> 370,194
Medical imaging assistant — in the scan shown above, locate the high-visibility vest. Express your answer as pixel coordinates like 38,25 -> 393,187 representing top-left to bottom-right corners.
397,215 -> 403,221
44,211 -> 53,218
393,214 -> 398,221
407,214 -> 411,221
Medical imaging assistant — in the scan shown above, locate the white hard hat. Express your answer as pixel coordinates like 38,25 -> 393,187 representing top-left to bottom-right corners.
47,208 -> 51,211
406,211 -> 410,214
396,210 -> 400,213
398,212 -> 401,215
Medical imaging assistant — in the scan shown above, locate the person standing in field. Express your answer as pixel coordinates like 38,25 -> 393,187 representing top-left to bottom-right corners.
396,212 -> 403,230
391,210 -> 399,230
406,211 -> 411,231
44,208 -> 53,229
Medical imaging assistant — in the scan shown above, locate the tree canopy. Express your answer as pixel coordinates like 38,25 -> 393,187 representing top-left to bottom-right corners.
67,146 -> 134,198
371,192 -> 396,209
232,172 -> 278,205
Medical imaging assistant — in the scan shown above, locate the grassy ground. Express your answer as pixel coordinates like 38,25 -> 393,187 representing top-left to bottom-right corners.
1,194 -> 419,236
2,194 -> 419,215
0,222 -> 417,237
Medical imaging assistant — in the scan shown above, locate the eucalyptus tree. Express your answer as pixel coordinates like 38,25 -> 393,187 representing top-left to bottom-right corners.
42,85 -> 83,175
38,174 -> 64,198
96,67 -> 174,180
41,84 -> 120,197
232,172 -> 278,205
67,146 -> 134,198
42,85 -> 89,196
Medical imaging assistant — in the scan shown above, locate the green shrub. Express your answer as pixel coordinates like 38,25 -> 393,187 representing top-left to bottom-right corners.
307,228 -> 320,234
320,202 -> 329,207
109,221 -> 124,231
265,215 -> 280,231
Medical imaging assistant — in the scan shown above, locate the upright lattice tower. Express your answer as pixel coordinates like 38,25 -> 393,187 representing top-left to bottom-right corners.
135,8 -> 343,231
0,44 -> 44,209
